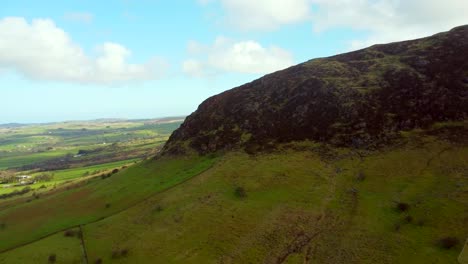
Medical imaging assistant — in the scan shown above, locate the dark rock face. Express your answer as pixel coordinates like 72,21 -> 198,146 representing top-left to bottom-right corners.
163,26 -> 468,155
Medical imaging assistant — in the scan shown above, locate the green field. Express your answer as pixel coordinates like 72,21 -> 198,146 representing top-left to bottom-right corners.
0,118 -> 183,202
0,128 -> 466,263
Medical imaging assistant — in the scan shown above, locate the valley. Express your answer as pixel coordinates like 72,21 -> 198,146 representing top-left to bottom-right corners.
0,118 -> 183,202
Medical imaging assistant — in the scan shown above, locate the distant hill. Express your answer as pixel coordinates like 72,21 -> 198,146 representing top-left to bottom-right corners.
163,25 -> 467,155
0,123 -> 28,129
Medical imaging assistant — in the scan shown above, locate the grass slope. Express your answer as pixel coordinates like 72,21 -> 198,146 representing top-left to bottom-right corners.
0,155 -> 217,252
1,134 -> 466,263
0,228 -> 83,264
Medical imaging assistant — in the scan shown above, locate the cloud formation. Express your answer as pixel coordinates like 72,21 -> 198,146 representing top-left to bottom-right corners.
0,17 -> 167,84
310,0 -> 468,49
182,37 -> 294,77
220,0 -> 311,31
199,0 -> 468,48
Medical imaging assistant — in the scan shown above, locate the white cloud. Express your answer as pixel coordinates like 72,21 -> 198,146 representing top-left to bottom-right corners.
199,0 -> 312,31
182,59 -> 205,77
0,17 -> 166,84
309,0 -> 468,49
183,37 -> 294,77
199,0 -> 468,49
63,12 -> 94,24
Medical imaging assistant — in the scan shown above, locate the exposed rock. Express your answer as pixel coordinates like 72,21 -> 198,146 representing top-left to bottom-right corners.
163,25 -> 468,155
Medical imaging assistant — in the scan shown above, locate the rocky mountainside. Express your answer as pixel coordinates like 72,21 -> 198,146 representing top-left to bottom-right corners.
164,26 -> 468,155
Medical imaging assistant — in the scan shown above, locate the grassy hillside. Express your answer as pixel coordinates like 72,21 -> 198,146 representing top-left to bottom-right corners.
0,129 -> 466,263
0,155 -> 216,253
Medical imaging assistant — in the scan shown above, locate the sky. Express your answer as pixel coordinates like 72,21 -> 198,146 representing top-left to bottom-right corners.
1,0 -> 467,124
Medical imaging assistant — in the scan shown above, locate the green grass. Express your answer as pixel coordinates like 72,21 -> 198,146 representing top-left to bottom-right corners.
80,140 -> 466,264
0,158 -> 140,196
0,228 -> 83,264
0,135 -> 466,263
0,155 -> 217,252
47,158 -> 140,181
0,149 -> 76,170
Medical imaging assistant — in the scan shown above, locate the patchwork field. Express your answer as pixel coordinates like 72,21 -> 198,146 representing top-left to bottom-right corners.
0,118 -> 183,202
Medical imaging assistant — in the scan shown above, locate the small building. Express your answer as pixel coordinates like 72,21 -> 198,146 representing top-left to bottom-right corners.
16,175 -> 31,180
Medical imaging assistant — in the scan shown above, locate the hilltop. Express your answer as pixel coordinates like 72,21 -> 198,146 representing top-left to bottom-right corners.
163,25 -> 467,155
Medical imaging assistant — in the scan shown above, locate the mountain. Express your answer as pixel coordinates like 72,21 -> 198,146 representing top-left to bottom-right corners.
0,27 -> 467,264
163,25 -> 467,155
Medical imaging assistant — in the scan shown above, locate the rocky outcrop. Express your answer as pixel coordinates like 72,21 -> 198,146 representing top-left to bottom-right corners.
163,25 -> 468,155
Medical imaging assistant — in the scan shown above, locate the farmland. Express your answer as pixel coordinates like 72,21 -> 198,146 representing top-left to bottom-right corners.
0,117 -> 184,200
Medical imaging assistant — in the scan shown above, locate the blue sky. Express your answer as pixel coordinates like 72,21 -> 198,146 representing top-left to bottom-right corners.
1,0 -> 467,123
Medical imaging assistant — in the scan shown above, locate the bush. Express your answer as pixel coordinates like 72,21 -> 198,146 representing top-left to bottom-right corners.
395,202 -> 410,212
48,254 -> 56,263
0,223 -> 6,230
105,203 -> 111,208
153,205 -> 163,213
404,215 -> 413,223
0,187 -> 32,200
34,173 -> 53,182
356,172 -> 366,182
112,169 -> 119,174
100,173 -> 112,180
64,230 -> 76,237
111,248 -> 129,259
94,258 -> 103,264
437,236 -> 459,249
234,186 -> 247,198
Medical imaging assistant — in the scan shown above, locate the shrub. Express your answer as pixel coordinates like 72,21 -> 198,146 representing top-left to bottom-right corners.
0,223 -> 6,230
112,169 -> 119,174
64,230 -> 76,237
48,254 -> 56,263
404,215 -> 413,223
394,223 -> 401,232
105,203 -> 111,208
111,249 -> 129,259
34,173 -> 53,182
356,172 -> 366,182
94,258 -> 103,264
153,205 -> 163,213
101,173 -> 112,179
437,236 -> 459,249
395,202 -> 410,212
234,186 -> 247,198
